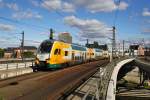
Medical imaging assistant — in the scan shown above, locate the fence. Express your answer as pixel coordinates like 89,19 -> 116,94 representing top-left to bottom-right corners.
0,59 -> 34,71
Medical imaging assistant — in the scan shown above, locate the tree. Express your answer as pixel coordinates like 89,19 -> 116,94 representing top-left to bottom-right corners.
23,51 -> 35,58
0,48 -> 4,58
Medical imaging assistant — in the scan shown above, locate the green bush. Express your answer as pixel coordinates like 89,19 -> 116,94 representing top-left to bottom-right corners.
0,48 -> 4,58
23,51 -> 35,58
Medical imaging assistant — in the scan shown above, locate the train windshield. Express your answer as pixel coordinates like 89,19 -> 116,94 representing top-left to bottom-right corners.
38,41 -> 53,53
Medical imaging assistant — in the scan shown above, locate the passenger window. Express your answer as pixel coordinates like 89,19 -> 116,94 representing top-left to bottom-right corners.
65,51 -> 68,56
75,56 -> 77,60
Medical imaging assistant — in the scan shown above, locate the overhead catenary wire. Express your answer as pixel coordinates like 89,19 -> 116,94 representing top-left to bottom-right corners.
0,16 -> 49,31
0,16 -> 51,45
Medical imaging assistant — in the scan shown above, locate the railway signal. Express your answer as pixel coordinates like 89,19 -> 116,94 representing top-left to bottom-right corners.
50,28 -> 54,40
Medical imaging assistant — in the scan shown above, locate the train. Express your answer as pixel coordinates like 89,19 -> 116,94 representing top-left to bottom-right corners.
34,39 -> 109,71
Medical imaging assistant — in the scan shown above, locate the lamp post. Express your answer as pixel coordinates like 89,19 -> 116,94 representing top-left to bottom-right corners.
21,31 -> 24,61
106,26 -> 116,62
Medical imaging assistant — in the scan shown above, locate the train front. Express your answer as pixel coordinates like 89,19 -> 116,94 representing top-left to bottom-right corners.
34,40 -> 53,71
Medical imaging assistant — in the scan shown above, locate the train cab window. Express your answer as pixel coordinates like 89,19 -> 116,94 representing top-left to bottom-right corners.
65,51 -> 68,56
54,49 -> 59,55
38,41 -> 53,53
58,49 -> 61,55
54,49 -> 61,55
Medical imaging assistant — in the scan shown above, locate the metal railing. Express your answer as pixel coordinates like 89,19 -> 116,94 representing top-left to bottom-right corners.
82,67 -> 105,100
99,57 -> 130,100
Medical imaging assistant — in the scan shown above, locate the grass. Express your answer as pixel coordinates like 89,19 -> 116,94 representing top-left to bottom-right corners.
144,83 -> 150,89
0,95 -> 4,100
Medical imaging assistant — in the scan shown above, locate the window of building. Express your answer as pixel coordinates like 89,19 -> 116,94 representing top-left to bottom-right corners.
65,51 -> 68,56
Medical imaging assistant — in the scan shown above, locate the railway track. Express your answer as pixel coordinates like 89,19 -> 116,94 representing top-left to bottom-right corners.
0,71 -> 49,88
58,60 -> 108,100
0,60 -> 108,100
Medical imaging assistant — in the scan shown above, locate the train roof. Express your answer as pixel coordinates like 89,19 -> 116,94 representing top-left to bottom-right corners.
71,44 -> 86,51
94,48 -> 103,52
41,39 -> 102,52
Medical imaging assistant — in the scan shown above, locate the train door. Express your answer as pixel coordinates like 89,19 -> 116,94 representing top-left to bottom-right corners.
72,51 -> 75,61
84,52 -> 86,60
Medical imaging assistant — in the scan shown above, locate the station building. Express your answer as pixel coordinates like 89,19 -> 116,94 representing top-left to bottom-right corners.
58,32 -> 72,43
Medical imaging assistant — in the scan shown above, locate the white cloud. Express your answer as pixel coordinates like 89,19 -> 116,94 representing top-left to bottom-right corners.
30,0 -> 40,7
39,31 -> 49,36
64,16 -> 111,39
0,38 -> 20,48
41,0 -> 75,13
12,10 -> 43,19
86,0 -> 117,13
145,40 -> 150,44
73,0 -> 128,13
142,8 -> 150,16
6,3 -> 19,11
118,1 -> 128,10
41,0 -> 61,10
0,0 -> 19,11
0,0 -> 5,8
25,40 -> 41,47
62,2 -> 75,13
0,23 -> 15,31
39,0 -> 128,13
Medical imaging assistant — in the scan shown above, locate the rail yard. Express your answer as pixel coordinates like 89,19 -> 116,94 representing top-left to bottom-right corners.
0,0 -> 150,100
0,60 -> 108,100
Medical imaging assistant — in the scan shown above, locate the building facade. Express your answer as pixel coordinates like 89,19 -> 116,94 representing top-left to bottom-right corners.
4,46 -> 37,59
58,32 -> 72,43
138,45 -> 145,56
107,43 -> 129,56
144,44 -> 150,56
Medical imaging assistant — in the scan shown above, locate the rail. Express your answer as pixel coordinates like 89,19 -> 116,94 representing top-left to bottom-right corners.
82,67 -> 105,100
59,61 -> 108,100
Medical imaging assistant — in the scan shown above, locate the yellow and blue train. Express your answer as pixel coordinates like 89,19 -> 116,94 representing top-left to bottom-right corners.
34,39 -> 104,71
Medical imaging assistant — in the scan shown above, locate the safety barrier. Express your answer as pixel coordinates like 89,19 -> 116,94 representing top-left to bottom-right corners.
0,60 -> 34,70
99,58 -> 134,100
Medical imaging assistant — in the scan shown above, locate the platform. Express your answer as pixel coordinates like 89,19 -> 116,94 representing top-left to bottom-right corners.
0,67 -> 33,79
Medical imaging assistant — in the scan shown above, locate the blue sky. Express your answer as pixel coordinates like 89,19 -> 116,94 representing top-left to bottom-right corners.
0,0 -> 150,48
